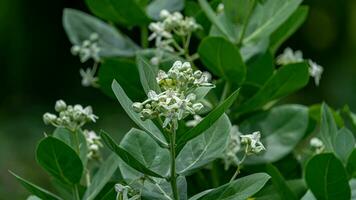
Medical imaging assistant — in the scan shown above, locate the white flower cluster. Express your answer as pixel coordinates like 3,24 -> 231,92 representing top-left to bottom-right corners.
309,137 -> 324,154
83,130 -> 103,160
43,100 -> 98,131
240,131 -> 266,155
148,10 -> 201,65
71,33 -> 101,63
115,184 -> 140,200
133,61 -> 213,129
276,47 -> 303,65
223,126 -> 242,170
276,47 -> 324,86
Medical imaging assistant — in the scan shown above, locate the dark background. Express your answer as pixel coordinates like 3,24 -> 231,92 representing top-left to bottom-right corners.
0,0 -> 355,199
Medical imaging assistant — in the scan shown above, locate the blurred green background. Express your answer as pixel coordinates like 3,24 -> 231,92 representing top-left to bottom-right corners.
0,0 -> 355,199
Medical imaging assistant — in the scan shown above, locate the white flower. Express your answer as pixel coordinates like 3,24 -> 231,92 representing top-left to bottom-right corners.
223,125 -> 242,170
84,130 -> 103,160
240,131 -> 266,154
55,100 -> 67,112
43,100 -> 98,131
276,47 -> 304,65
186,115 -> 203,127
217,3 -> 225,13
310,137 -> 324,154
308,60 -> 323,86
80,68 -> 99,87
133,61 -> 213,129
115,184 -> 140,200
71,33 -> 101,63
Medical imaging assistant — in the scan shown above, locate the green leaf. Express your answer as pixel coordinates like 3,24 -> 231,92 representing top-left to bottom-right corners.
244,52 -> 274,88
237,62 -> 309,115
100,130 -> 166,178
98,58 -> 144,99
176,89 -> 240,152
198,37 -> 246,85
108,0 -> 150,26
36,137 -> 83,184
63,9 -> 139,58
53,128 -> 88,168
222,0 -> 256,25
119,128 -> 170,178
26,196 -> 41,200
334,128 -> 355,163
147,0 -> 184,20
305,153 -> 351,200
240,105 -> 308,164
266,164 -> 298,200
196,173 -> 270,200
301,190 -> 316,200
341,105 -> 356,138
85,0 -> 128,24
176,114 -> 231,175
141,176 -> 187,200
270,6 -> 309,54
254,179 -> 307,200
243,0 -> 302,44
136,53 -> 161,94
10,171 -> 62,200
347,149 -> 356,178
111,80 -> 167,147
198,0 -> 235,41
320,103 -> 338,152
83,154 -> 120,200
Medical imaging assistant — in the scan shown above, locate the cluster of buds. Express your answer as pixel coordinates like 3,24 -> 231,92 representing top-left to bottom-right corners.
309,137 -> 324,154
148,10 -> 201,65
132,61 -> 213,129
71,33 -> 101,63
276,47 -> 323,86
115,184 -> 140,200
83,130 -> 103,160
43,100 -> 98,131
223,126 -> 242,170
240,131 -> 266,155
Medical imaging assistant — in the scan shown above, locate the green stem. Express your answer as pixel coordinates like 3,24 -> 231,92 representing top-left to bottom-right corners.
141,26 -> 149,48
169,124 -> 179,200
73,184 -> 80,200
211,161 -> 220,187
229,152 -> 247,183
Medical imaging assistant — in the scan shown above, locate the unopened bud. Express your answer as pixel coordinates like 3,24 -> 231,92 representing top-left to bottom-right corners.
43,113 -> 57,125
55,100 -> 67,112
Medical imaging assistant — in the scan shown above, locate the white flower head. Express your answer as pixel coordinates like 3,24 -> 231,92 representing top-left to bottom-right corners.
43,100 -> 98,131
240,131 -> 266,154
308,60 -> 323,86
80,68 -> 99,87
133,61 -> 214,129
84,130 -> 103,160
71,33 -> 101,63
276,47 -> 304,65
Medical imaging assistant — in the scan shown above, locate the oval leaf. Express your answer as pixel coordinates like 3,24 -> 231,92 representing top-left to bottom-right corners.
177,114 -> 231,175
305,153 -> 351,200
63,8 -> 139,58
198,37 -> 246,85
36,137 -> 83,184
197,173 -> 270,200
334,128 -> 355,163
240,104 -> 308,164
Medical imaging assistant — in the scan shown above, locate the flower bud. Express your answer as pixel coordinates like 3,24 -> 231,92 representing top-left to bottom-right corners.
43,113 -> 57,125
160,9 -> 170,19
55,100 -> 67,112
132,102 -> 143,112
192,103 -> 204,112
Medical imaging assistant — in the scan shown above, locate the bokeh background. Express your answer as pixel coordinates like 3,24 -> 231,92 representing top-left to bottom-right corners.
1,0 -> 355,199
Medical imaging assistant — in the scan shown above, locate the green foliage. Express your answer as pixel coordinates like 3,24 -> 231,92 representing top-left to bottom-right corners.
36,137 -> 83,184
305,153 -> 351,200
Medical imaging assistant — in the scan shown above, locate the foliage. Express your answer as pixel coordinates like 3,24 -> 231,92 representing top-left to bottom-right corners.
11,0 -> 355,199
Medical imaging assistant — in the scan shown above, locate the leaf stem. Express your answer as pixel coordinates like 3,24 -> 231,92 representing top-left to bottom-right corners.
229,152 -> 247,183
169,123 -> 179,200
